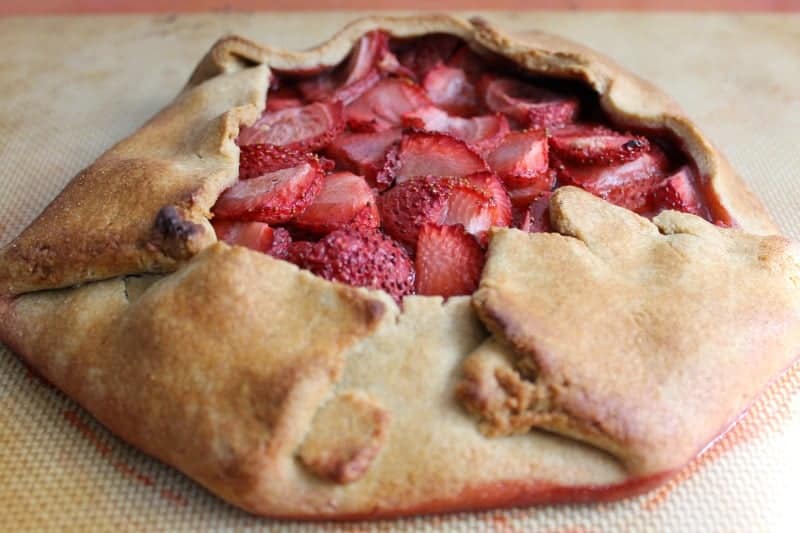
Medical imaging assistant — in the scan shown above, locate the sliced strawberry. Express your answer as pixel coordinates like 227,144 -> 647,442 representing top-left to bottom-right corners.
512,206 -> 531,231
525,192 -> 552,233
506,170 -> 556,208
481,76 -> 579,128
342,31 -> 389,86
288,227 -> 414,302
239,144 -> 321,180
379,176 -> 452,246
415,223 -> 485,298
398,34 -> 462,79
213,160 -> 324,223
297,32 -> 387,103
462,171 -> 513,230
212,221 -> 293,258
268,227 -> 292,259
423,65 -> 480,116
296,71 -> 338,102
650,165 -> 705,216
442,180 -> 494,240
213,220 -> 275,252
555,148 -> 670,212
266,85 -> 304,112
345,78 -> 432,132
329,31 -> 407,105
324,128 -> 402,189
381,131 -> 489,186
549,124 -> 649,165
447,45 -> 489,82
486,129 -> 549,187
401,106 -> 509,154
348,204 -> 381,230
293,172 -> 379,234
238,101 -> 344,151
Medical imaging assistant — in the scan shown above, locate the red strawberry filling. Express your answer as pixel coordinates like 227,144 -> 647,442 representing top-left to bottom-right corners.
415,224 -> 485,297
238,101 -> 344,151
481,76 -> 580,128
422,65 -> 481,116
293,171 -> 379,234
381,131 -> 489,185
288,227 -> 414,302
345,78 -> 431,132
549,124 -> 649,165
402,106 -> 509,154
486,129 -> 549,187
324,127 -> 402,189
211,31 -> 717,300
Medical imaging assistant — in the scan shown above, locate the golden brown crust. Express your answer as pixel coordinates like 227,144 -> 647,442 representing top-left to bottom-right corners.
470,187 -> 800,475
0,244 -> 391,510
299,389 -> 390,484
0,65 -> 268,295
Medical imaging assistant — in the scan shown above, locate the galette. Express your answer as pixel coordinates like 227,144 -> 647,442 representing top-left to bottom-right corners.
1,14 -> 798,520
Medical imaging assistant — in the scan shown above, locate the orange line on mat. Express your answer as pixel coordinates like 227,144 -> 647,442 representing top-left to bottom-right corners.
642,359 -> 800,510
62,409 -> 190,507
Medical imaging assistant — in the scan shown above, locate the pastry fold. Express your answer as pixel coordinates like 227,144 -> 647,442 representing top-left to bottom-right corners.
465,187 -> 800,475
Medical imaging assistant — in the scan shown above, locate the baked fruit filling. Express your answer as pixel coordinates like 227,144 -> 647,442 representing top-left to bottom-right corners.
211,31 -> 713,301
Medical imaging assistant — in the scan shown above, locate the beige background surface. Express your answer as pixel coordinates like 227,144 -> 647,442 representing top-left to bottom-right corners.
0,11 -> 799,532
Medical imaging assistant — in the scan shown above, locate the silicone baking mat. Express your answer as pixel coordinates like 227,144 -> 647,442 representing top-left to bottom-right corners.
1,11 -> 799,532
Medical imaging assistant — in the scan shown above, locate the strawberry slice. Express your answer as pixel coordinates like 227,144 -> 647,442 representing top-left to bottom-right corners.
447,45 -> 489,82
422,65 -> 480,116
481,76 -> 579,128
213,160 -> 324,223
212,221 -> 293,258
289,227 -> 415,302
266,85 -> 304,112
296,71 -> 338,103
506,170 -> 556,208
293,172 -> 379,234
512,206 -> 531,231
324,128 -> 402,189
486,129 -> 549,187
345,78 -> 432,132
239,144 -> 323,180
299,31 -> 413,106
379,176 -> 452,246
401,107 -> 509,154
549,124 -> 649,165
462,171 -> 513,231
212,220 -> 275,252
525,192 -> 553,233
650,165 -> 705,216
341,31 -> 390,87
443,182 -> 494,240
268,227 -> 292,259
555,148 -> 670,212
398,34 -> 462,79
238,101 -> 344,151
415,223 -> 485,298
348,204 -> 382,230
381,131 -> 489,186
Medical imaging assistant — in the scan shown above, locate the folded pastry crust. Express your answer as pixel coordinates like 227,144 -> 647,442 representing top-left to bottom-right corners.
1,14 -> 797,519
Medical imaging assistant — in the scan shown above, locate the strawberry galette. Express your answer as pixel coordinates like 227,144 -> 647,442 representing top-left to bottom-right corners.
1,15 -> 799,520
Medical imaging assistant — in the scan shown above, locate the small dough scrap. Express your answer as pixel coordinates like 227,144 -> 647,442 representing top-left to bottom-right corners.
299,390 -> 390,484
